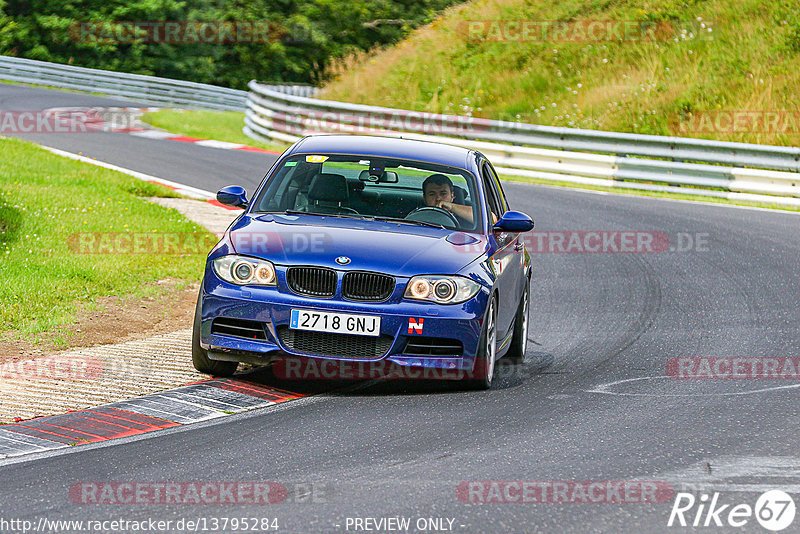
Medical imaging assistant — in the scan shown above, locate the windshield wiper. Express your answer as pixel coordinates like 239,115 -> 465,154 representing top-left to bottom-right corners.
283,210 -> 367,220
282,211 -> 447,229
371,216 -> 446,229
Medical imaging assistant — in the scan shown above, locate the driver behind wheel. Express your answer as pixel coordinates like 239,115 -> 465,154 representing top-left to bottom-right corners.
422,174 -> 475,224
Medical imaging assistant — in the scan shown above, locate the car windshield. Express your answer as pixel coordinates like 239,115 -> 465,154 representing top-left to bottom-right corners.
251,153 -> 482,232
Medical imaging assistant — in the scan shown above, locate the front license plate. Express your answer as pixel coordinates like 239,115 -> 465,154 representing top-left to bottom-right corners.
290,309 -> 381,337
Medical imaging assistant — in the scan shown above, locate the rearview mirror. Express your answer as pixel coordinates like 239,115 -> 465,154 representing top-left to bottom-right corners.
217,185 -> 249,208
493,211 -> 534,233
358,170 -> 399,183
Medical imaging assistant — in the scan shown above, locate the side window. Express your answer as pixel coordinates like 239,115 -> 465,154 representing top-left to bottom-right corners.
485,163 -> 509,212
481,163 -> 502,223
264,164 -> 316,212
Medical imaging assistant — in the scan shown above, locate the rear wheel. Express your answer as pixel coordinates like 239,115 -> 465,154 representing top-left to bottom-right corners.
463,295 -> 497,390
192,290 -> 238,376
505,280 -> 530,364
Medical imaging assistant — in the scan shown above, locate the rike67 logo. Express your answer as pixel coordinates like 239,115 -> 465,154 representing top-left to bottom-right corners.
668,490 -> 796,531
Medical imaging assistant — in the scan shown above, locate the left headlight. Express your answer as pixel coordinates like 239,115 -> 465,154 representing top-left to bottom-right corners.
212,255 -> 277,286
404,275 -> 480,304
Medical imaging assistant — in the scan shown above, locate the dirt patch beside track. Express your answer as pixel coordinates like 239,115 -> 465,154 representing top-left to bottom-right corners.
0,198 -> 240,422
0,278 -> 199,361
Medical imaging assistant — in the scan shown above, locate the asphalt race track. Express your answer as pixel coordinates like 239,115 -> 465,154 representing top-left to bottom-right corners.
1,85 -> 799,533
0,84 -> 276,193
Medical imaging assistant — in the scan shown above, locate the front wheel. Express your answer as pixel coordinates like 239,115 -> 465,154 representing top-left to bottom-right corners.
192,290 -> 238,377
505,280 -> 530,364
463,295 -> 497,390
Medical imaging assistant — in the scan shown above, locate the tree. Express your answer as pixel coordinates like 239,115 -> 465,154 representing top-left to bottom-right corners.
0,0 -> 464,88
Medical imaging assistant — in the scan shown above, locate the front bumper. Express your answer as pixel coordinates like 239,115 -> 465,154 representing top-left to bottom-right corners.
199,275 -> 489,371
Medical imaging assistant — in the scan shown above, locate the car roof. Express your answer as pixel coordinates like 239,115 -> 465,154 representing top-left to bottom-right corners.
288,135 -> 477,170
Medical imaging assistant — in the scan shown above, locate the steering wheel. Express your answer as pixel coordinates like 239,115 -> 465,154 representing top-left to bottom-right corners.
405,206 -> 459,228
337,206 -> 361,216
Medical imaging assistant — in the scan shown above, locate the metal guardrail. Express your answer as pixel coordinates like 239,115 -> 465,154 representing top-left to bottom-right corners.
0,55 -> 247,111
2,56 -> 796,207
245,80 -> 800,207
257,84 -> 318,98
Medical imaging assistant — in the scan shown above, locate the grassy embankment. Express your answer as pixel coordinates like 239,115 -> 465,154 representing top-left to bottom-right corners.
316,0 -> 800,209
321,0 -> 800,145
0,136 -> 214,345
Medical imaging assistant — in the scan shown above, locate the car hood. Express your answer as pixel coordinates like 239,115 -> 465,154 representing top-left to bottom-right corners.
228,213 -> 487,277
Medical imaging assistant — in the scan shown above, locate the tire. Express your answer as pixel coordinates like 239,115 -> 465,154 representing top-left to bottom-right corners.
192,290 -> 238,377
463,295 -> 498,390
505,279 -> 530,364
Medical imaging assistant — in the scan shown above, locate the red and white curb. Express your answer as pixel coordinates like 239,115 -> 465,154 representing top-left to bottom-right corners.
127,129 -> 279,155
45,106 -> 281,156
39,106 -> 284,210
0,379 -> 304,459
0,117 -> 303,459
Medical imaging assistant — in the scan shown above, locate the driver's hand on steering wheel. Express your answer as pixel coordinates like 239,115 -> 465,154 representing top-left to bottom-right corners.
436,199 -> 474,224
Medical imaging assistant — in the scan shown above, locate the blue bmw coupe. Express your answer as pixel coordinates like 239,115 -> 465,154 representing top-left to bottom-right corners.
193,135 -> 533,389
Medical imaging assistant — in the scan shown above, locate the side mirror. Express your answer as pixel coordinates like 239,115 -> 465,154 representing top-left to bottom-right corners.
493,211 -> 534,233
217,185 -> 249,208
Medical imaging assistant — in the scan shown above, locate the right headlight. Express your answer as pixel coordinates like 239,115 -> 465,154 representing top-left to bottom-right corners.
404,275 -> 480,304
212,255 -> 277,286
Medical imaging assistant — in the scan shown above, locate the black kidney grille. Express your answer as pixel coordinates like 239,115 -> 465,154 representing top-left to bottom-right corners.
278,327 -> 392,359
342,271 -> 394,302
286,267 -> 337,297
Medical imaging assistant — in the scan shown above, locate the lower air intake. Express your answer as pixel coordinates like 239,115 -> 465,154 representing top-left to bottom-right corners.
211,318 -> 268,341
278,327 -> 392,359
404,337 -> 463,357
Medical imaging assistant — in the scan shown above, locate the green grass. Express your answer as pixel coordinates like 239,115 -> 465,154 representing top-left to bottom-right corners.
0,136 -> 214,340
141,109 -> 288,153
313,0 -> 800,211
322,0 -> 800,147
